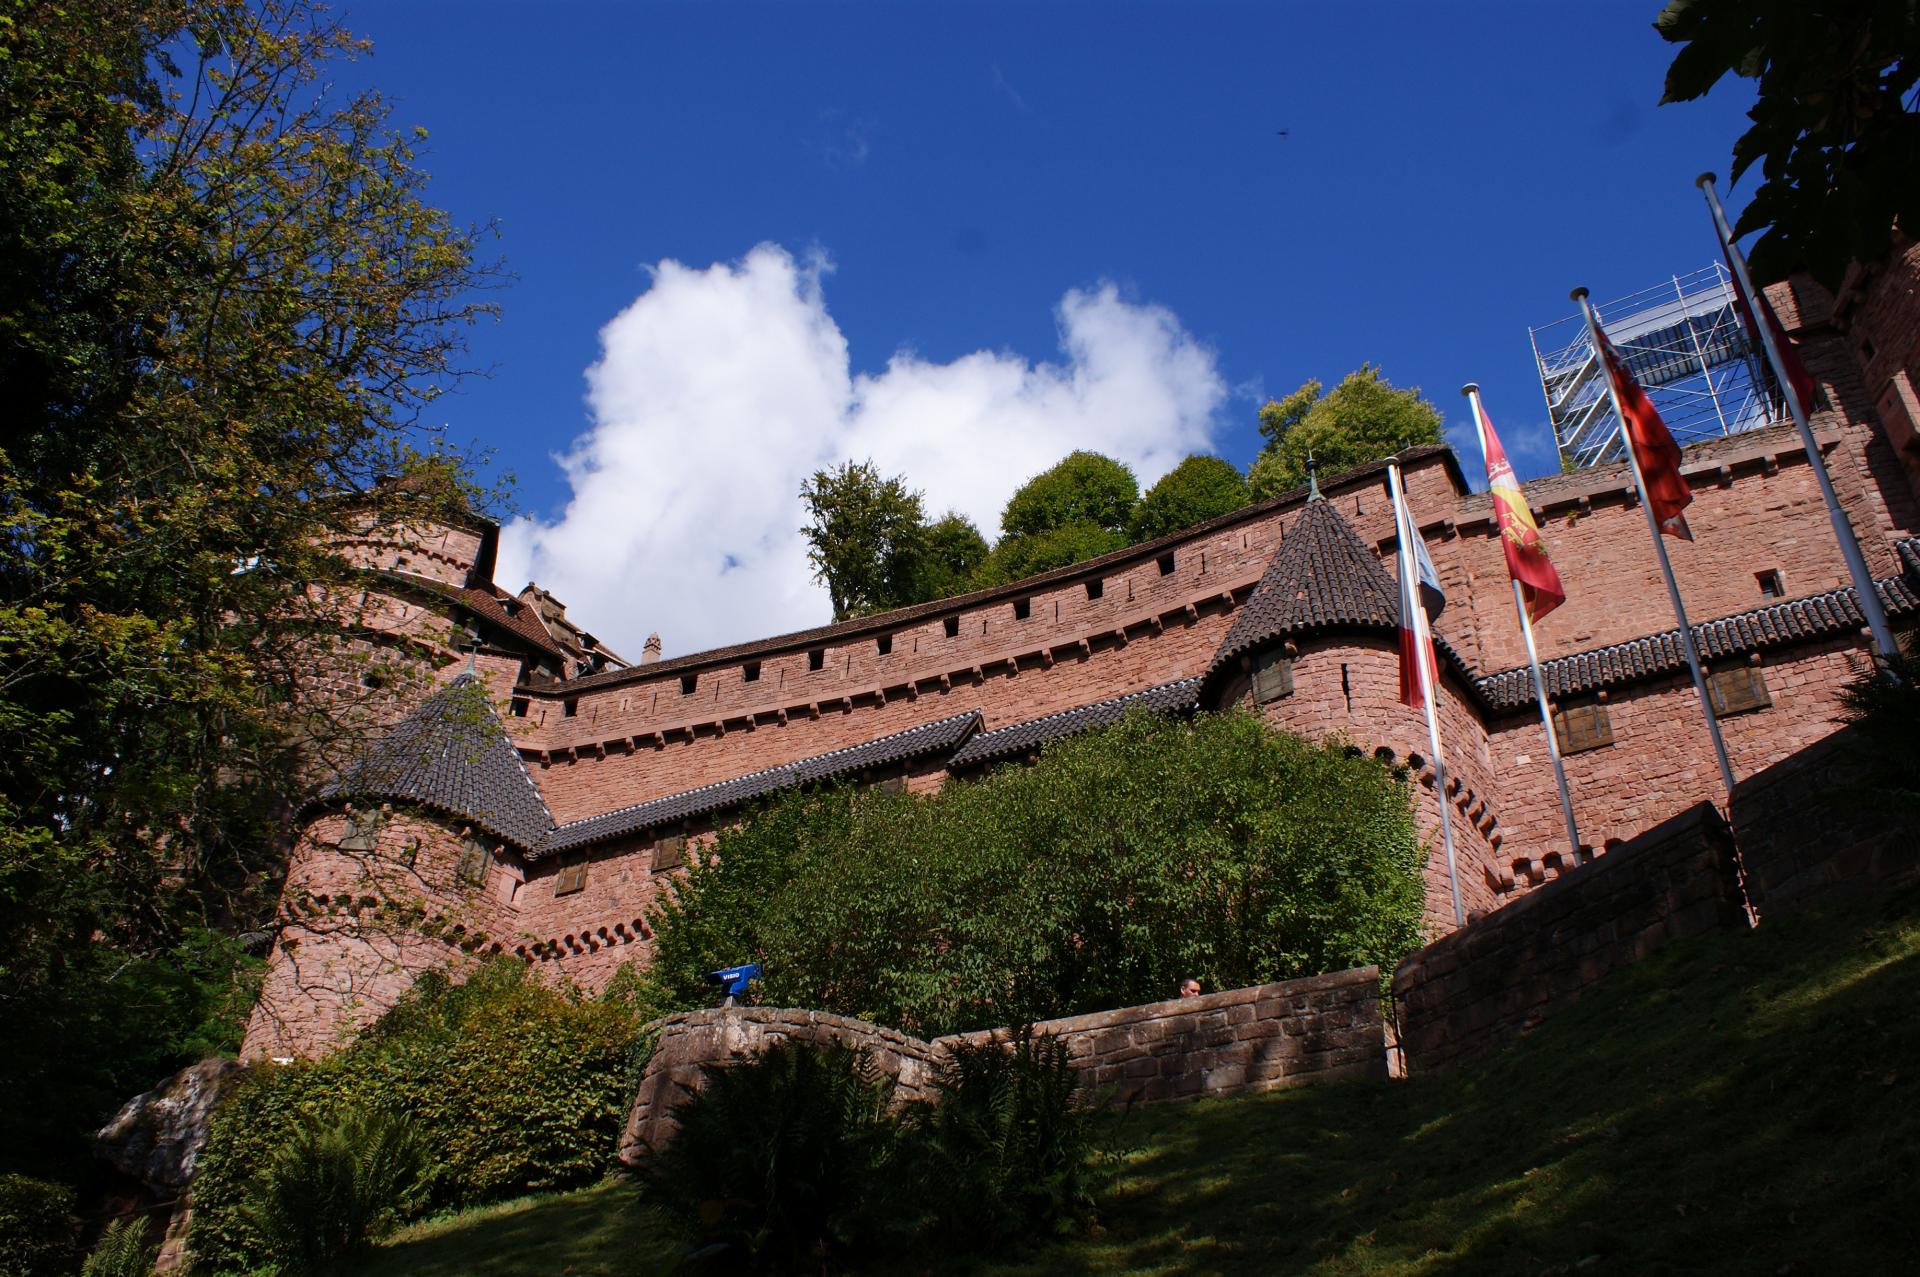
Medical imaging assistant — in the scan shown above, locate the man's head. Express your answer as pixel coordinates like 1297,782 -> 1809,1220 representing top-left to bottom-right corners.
1178,977 -> 1201,998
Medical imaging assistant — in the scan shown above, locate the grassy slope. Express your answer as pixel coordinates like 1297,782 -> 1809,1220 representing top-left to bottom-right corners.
344,890 -> 1920,1276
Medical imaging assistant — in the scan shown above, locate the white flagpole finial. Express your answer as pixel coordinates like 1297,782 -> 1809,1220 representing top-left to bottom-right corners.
1570,287 -> 1590,302
1696,171 -> 1718,189
1460,382 -> 1479,398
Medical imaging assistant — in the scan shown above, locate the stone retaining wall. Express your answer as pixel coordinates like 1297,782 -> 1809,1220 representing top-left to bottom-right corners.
620,967 -> 1388,1159
1392,802 -> 1745,1074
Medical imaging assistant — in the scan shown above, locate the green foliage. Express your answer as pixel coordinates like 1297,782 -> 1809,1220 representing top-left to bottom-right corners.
190,962 -> 638,1273
1129,454 -> 1250,541
1836,652 -> 1920,814
634,1040 -> 898,1272
917,511 -> 992,599
643,708 -> 1424,1037
999,451 -> 1141,539
0,1174 -> 77,1277
971,521 -> 1130,588
1248,366 -> 1443,499
800,461 -> 934,620
1657,0 -> 1919,289
79,1217 -> 155,1277
244,1108 -> 428,1272
899,1031 -> 1096,1250
0,0 -> 500,1183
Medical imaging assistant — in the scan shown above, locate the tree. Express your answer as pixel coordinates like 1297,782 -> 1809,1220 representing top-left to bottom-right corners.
800,461 -> 935,620
1246,365 -> 1443,499
998,450 -> 1140,539
0,0 -> 498,1179
974,451 -> 1138,585
916,512 -> 991,601
1130,455 -> 1250,541
1657,0 -> 1919,290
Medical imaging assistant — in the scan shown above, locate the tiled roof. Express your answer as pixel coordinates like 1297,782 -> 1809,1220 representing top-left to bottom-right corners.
535,710 -> 983,857
1475,574 -> 1920,711
382,571 -> 569,660
1206,498 -> 1402,681
947,678 -> 1202,770
325,674 -> 556,850
1897,535 -> 1920,580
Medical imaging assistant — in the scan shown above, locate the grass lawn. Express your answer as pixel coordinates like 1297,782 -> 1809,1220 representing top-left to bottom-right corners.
341,888 -> 1920,1275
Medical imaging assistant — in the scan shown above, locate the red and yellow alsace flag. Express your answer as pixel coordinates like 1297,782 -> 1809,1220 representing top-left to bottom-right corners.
1476,400 -> 1565,623
1596,330 -> 1694,540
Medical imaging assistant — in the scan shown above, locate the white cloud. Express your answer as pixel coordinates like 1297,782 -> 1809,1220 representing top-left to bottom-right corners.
496,244 -> 1228,659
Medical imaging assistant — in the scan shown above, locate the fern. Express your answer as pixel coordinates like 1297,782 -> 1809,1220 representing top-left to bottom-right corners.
79,1218 -> 155,1277
242,1108 -> 428,1271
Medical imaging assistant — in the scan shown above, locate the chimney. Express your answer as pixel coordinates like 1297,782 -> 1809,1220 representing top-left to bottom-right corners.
642,633 -> 662,664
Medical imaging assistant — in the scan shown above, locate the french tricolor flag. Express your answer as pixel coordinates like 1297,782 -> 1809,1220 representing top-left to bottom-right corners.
1393,480 -> 1445,710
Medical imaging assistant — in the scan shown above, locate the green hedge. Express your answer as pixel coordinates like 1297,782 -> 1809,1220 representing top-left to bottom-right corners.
642,707 -> 1425,1036
0,1174 -> 77,1277
189,962 -> 638,1273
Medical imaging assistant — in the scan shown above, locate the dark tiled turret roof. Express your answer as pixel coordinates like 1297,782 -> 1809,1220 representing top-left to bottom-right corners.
947,678 -> 1202,770
325,674 -> 556,850
535,710 -> 982,857
1205,497 -> 1402,677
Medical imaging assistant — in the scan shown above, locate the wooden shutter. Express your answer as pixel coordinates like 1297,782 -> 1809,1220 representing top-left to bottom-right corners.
1708,665 -> 1771,716
1252,651 -> 1294,706
456,838 -> 494,886
651,833 -> 686,872
1552,701 -> 1614,754
554,856 -> 589,897
337,809 -> 381,852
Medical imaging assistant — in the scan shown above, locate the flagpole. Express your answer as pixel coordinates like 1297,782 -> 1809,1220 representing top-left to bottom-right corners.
1387,460 -> 1465,927
1697,173 -> 1900,664
1463,383 -> 1583,863
1572,288 -> 1738,804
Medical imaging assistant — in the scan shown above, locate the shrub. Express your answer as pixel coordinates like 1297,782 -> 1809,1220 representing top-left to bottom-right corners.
80,1217 -> 156,1277
243,1108 -> 426,1271
0,1175 -> 77,1277
633,1040 -> 898,1271
1837,651 -> 1920,815
645,708 -> 1424,1036
190,960 -> 639,1272
899,1030 -> 1096,1249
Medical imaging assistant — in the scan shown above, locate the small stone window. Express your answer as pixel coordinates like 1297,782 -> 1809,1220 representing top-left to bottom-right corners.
651,833 -> 686,872
1156,552 -> 1175,575
337,807 -> 383,852
1756,569 -> 1784,598
562,698 -> 578,717
1252,651 -> 1294,706
554,855 -> 589,897
510,697 -> 529,718
456,836 -> 494,887
680,673 -> 698,695
944,616 -> 960,638
1708,663 -> 1772,716
1085,579 -> 1104,601
876,635 -> 892,656
742,660 -> 761,683
808,648 -> 825,671
879,775 -> 907,795
1013,598 -> 1031,621
1552,699 -> 1615,755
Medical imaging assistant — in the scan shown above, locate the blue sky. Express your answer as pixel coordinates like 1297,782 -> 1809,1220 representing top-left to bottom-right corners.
334,1 -> 1759,654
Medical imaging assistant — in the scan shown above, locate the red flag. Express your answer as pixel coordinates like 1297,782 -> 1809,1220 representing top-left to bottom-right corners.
1393,483 -> 1442,709
1721,248 -> 1817,415
1596,331 -> 1694,540
1477,401 -> 1566,622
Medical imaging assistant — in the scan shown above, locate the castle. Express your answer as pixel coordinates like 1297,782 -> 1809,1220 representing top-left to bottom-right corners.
242,251 -> 1920,1061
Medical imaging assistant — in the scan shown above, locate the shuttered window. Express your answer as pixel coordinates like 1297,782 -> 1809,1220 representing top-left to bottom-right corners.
1252,652 -> 1294,706
554,855 -> 589,897
651,833 -> 686,872
456,837 -> 494,886
1708,664 -> 1771,716
1552,700 -> 1614,754
337,809 -> 382,852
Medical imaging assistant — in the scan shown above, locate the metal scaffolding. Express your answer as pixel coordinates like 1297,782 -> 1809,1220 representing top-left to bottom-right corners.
1530,264 -> 1783,471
